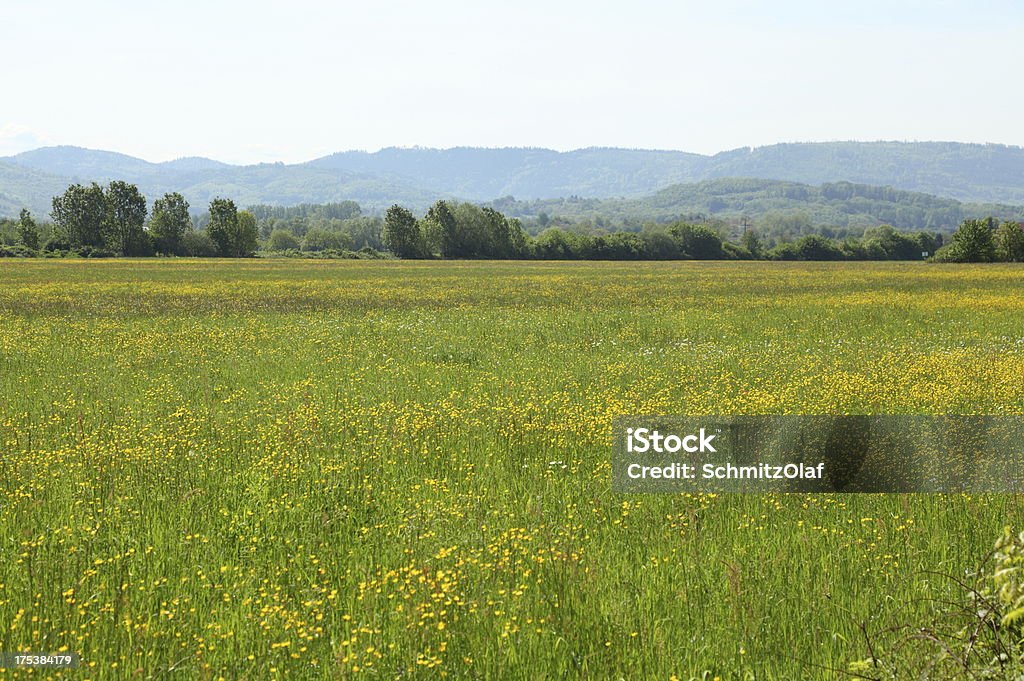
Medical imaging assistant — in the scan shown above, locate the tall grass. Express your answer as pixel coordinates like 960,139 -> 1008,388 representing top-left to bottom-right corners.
1,259 -> 1023,678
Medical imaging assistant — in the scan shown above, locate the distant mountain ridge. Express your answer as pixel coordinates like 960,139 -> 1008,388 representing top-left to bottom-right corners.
488,178 -> 1024,232
3,141 -> 1024,218
0,146 -> 441,217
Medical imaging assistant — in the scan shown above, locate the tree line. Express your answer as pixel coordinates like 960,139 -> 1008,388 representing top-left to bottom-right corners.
2,183 -> 1022,263
382,200 -> 1024,263
1,182 -> 257,258
931,218 -> 1024,263
486,177 -> 1024,233
250,202 -> 384,253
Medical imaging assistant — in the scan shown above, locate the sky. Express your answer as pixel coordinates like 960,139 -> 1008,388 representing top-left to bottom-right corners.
1,0 -> 1022,165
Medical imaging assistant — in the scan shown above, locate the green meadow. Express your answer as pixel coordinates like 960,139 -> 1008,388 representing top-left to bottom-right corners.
1,259 -> 1023,679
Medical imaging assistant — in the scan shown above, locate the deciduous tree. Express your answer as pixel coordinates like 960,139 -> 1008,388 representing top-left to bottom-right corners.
104,180 -> 149,255
150,192 -> 192,255
16,209 -> 39,250
234,211 -> 259,257
207,198 -> 238,256
937,218 -> 996,262
51,183 -> 106,248
994,220 -> 1024,262
383,205 -> 423,258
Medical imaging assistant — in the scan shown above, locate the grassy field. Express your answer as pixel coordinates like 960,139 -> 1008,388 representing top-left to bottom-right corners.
1,259 -> 1024,679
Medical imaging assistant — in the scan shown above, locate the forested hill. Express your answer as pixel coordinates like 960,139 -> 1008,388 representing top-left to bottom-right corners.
3,141 -> 1024,218
489,178 -> 1024,232
308,142 -> 1024,204
0,149 -> 441,218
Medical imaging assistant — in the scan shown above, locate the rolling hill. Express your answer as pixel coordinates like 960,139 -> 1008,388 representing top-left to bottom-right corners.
487,178 -> 1024,232
0,147 -> 442,217
3,141 -> 1024,220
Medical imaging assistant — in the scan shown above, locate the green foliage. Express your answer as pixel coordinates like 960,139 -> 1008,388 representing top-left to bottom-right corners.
342,217 -> 384,251
49,180 -> 153,256
104,180 -> 149,256
915,230 -> 940,257
428,203 -> 529,259
150,192 -> 192,255
496,178 -> 1024,233
770,234 -> 845,261
206,198 -> 238,256
248,201 -> 361,223
180,230 -> 218,257
238,203 -> 382,252
994,220 -> 1024,262
205,199 -> 257,257
382,205 -> 424,258
862,225 -> 921,260
740,229 -> 762,258
0,244 -> 37,258
588,231 -> 645,260
51,182 -> 107,248
25,182 -> 1023,262
422,200 -> 459,257
266,229 -> 301,251
300,227 -> 352,252
234,211 -> 259,257
638,227 -> 682,260
369,202 -> 1006,262
43,235 -> 71,253
533,228 -> 582,259
991,527 -> 1024,632
16,209 -> 40,250
0,218 -> 16,246
71,245 -> 116,258
934,218 -> 997,262
721,242 -> 754,260
668,222 -> 725,259
854,526 -> 1024,678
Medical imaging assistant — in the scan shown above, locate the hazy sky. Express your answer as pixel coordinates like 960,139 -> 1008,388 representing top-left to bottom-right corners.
2,0 -> 1022,164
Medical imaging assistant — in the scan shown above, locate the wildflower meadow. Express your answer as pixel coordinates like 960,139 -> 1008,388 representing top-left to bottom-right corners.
1,259 -> 1023,678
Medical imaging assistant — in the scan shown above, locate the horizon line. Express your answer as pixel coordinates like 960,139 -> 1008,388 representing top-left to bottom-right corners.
4,139 -> 1024,168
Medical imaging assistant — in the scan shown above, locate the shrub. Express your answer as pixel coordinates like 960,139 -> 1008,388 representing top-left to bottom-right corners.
181,231 -> 219,257
668,222 -> 726,259
73,246 -> 115,258
995,221 -> 1024,262
0,245 -> 37,258
43,236 -> 71,253
266,229 -> 301,251
357,247 -> 387,259
722,242 -> 753,260
301,228 -> 351,252
934,218 -> 997,262
771,235 -> 845,261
